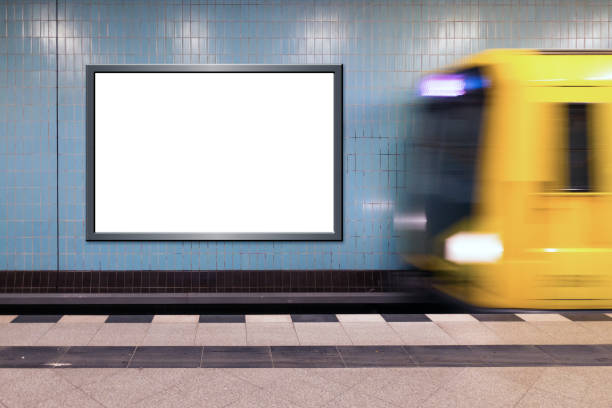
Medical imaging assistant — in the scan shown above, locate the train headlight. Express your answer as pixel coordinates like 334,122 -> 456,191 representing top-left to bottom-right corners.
444,232 -> 503,264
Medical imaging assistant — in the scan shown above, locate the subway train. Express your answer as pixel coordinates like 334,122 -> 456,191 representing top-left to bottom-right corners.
397,49 -> 612,310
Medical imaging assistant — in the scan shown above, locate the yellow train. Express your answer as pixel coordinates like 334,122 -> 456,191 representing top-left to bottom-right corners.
399,49 -> 612,309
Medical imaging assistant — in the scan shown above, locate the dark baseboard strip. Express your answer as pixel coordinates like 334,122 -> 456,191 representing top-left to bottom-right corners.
0,292 -> 418,305
1,345 -> 611,368
0,270 -> 428,295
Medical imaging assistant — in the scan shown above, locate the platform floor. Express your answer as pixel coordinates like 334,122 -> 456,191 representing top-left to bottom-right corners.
1,312 -> 612,407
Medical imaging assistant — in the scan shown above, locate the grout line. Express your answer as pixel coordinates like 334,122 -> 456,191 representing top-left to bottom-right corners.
199,345 -> 205,368
335,345 -> 347,368
338,320 -> 355,345
268,345 -> 274,368
54,0 -> 59,291
126,346 -> 138,368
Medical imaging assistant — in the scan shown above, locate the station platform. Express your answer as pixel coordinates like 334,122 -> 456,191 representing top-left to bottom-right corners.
1,312 -> 612,407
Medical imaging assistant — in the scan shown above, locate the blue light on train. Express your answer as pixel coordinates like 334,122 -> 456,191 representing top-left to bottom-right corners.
420,74 -> 489,97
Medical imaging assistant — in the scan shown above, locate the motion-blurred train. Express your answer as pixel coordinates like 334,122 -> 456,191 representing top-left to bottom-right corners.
397,49 -> 612,309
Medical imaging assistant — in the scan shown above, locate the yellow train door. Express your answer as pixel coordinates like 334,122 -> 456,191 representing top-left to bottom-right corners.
529,89 -> 612,306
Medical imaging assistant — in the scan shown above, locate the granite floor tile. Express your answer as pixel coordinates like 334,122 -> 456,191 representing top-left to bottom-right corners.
80,369 -> 163,408
436,322 -> 505,345
294,322 -> 352,345
340,322 -> 403,345
475,366 -> 545,389
529,321 -> 603,344
130,346 -> 202,368
131,386 -> 193,408
483,322 -> 555,344
0,367 -> 47,384
58,346 -> 135,368
381,313 -> 430,322
538,345 -> 612,365
199,315 -> 245,323
225,367 -> 291,388
152,315 -> 199,324
11,315 -> 62,323
203,346 -> 272,368
426,314 -> 477,322
0,367 -> 607,408
390,322 -> 457,345
0,369 -> 76,408
87,323 -> 149,346
245,315 -> 292,323
576,321 -> 612,342
260,368 -> 349,408
0,346 -> 67,368
424,365 -> 468,385
174,368 -> 259,408
35,387 -> 106,408
58,315 -> 108,324
561,312 -> 612,322
196,323 -> 246,346
358,368 -> 443,407
420,386 -> 484,408
271,346 -> 343,368
469,345 -> 556,366
321,389 -> 397,408
246,323 -> 299,346
54,367 -> 125,388
137,367 -> 202,388
336,314 -> 385,322
406,345 -> 483,366
472,313 -> 523,322
516,313 -> 570,322
580,367 -> 612,406
35,323 -> 103,346
141,323 -> 197,346
290,314 -> 338,322
514,387 -> 579,408
225,388 -> 302,408
443,367 -> 530,407
530,367 -> 592,401
106,315 -> 154,323
0,323 -> 54,346
338,346 -> 414,367
309,367 -> 388,388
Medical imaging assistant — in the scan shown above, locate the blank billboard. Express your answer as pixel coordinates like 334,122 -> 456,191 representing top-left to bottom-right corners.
86,65 -> 342,240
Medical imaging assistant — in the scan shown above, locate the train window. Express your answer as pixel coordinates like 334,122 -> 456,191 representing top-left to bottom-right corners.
418,68 -> 487,236
566,103 -> 591,192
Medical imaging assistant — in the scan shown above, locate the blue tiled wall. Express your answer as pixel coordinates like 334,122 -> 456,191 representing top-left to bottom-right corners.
2,0 -> 612,271
1,0 -> 57,270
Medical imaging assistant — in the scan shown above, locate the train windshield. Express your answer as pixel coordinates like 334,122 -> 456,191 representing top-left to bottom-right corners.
417,68 -> 488,237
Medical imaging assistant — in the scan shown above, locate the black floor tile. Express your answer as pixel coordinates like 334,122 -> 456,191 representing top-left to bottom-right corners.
290,314 -> 339,323
58,347 -> 135,368
202,346 -> 272,368
271,346 -> 344,368
199,315 -> 245,323
129,347 -> 202,368
381,314 -> 431,322
106,315 -> 154,323
561,313 -> 612,322
11,315 -> 62,323
338,346 -> 414,367
469,345 -> 556,366
472,314 -> 523,322
0,347 -> 68,368
406,345 -> 484,366
538,345 -> 612,365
